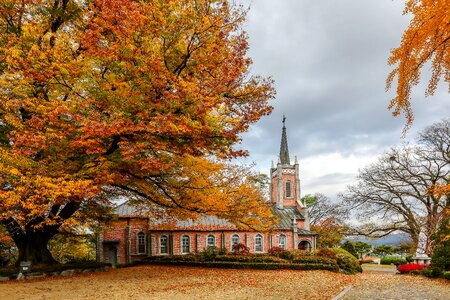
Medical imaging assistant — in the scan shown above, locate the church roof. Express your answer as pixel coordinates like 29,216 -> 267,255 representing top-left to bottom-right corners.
271,207 -> 304,229
113,201 -> 310,232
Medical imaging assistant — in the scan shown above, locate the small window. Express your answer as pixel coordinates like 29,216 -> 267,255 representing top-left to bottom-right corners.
160,235 -> 168,254
206,234 -> 216,248
255,234 -> 263,252
285,180 -> 292,198
137,232 -> 146,254
181,235 -> 190,254
231,234 -> 240,250
278,234 -> 286,249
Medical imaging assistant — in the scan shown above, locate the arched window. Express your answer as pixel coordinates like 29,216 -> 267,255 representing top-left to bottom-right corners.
181,235 -> 190,254
137,232 -> 146,254
278,234 -> 286,249
285,180 -> 292,198
231,234 -> 240,250
160,235 -> 168,254
255,234 -> 263,252
206,234 -> 216,248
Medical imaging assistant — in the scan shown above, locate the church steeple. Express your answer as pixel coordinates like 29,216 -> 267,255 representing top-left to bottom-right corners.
279,115 -> 290,165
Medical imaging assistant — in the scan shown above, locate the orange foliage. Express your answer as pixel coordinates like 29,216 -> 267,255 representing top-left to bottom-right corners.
0,0 -> 274,242
386,0 -> 450,130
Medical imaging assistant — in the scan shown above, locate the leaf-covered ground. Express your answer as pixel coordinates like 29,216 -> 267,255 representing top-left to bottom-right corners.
0,265 -> 355,299
343,271 -> 450,300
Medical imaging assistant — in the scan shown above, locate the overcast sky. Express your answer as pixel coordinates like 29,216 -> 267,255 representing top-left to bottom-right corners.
235,0 -> 450,201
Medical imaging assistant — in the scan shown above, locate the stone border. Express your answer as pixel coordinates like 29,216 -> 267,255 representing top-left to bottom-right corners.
332,284 -> 353,300
0,266 -> 111,282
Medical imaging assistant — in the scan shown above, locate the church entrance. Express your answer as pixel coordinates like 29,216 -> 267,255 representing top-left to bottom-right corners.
108,246 -> 118,267
298,240 -> 311,251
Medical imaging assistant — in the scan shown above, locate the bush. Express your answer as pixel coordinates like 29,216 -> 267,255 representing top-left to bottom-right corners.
267,247 -> 284,256
232,243 -> 250,255
359,259 -> 374,264
315,248 -> 336,259
214,255 -> 287,263
278,250 -> 294,260
397,263 -> 424,274
380,256 -> 406,266
292,256 -> 337,267
443,271 -> 450,281
291,249 -> 314,259
331,248 -> 362,274
201,246 -> 220,261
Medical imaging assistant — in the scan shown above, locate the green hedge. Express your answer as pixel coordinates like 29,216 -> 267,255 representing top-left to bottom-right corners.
380,257 -> 407,266
139,260 -> 338,272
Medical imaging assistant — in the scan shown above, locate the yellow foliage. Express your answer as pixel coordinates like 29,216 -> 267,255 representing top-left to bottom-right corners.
386,0 -> 450,130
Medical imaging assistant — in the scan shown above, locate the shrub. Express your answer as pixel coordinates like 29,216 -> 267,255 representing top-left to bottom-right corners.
292,256 -> 337,266
397,263 -> 424,274
201,246 -> 220,261
331,248 -> 362,274
278,250 -> 294,260
291,249 -> 314,259
232,243 -> 250,255
443,271 -> 450,281
430,217 -> 450,273
359,259 -> 374,264
214,255 -> 287,263
267,247 -> 284,256
380,256 -> 406,266
315,248 -> 336,259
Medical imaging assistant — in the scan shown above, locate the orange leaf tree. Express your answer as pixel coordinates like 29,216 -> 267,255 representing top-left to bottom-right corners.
0,0 -> 275,264
386,0 -> 450,130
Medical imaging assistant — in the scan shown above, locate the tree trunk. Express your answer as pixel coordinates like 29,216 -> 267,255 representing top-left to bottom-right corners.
16,231 -> 58,266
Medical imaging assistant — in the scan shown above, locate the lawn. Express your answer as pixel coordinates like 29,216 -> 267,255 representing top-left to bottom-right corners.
0,265 -> 355,299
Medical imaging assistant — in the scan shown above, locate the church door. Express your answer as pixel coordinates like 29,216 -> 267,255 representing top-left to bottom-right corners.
298,240 -> 311,251
108,246 -> 118,267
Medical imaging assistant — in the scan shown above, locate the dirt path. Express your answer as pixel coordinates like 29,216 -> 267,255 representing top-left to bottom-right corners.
0,265 -> 355,300
342,271 -> 450,300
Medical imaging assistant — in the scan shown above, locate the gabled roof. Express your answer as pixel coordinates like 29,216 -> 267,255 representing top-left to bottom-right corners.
114,201 -> 148,217
271,207 -> 304,229
113,201 -> 312,233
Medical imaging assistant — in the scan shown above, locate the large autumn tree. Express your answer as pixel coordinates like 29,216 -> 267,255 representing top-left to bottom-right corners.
0,0 -> 275,264
386,0 -> 449,130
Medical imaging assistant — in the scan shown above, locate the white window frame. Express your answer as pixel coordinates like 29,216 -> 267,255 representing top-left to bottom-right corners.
206,234 -> 216,248
231,234 -> 240,251
278,234 -> 286,249
181,235 -> 190,254
159,235 -> 169,254
254,234 -> 263,252
137,232 -> 146,254
285,180 -> 292,198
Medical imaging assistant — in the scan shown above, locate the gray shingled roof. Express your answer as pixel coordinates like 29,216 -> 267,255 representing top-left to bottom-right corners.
113,201 -> 315,234
271,207 -> 304,229
114,202 -> 148,217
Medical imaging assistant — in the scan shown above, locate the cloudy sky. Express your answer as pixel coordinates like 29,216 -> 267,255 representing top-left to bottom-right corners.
235,0 -> 450,201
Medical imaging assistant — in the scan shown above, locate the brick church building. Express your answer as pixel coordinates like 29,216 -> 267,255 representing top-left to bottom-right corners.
97,119 -> 317,265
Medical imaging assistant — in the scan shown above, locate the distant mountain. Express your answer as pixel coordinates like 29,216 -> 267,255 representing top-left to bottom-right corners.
346,232 -> 412,247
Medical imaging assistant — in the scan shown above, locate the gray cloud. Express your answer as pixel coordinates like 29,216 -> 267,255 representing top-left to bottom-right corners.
235,0 -> 450,198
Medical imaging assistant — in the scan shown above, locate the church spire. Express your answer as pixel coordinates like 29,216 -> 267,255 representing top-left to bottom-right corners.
279,115 -> 290,165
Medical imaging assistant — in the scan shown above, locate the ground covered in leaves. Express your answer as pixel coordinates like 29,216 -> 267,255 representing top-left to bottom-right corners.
0,265 -> 354,299
343,270 -> 450,300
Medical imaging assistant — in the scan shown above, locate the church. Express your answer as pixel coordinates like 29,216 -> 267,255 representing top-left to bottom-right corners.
97,119 -> 317,265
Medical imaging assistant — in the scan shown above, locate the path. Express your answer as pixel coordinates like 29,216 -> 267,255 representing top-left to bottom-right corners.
342,271 -> 450,300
